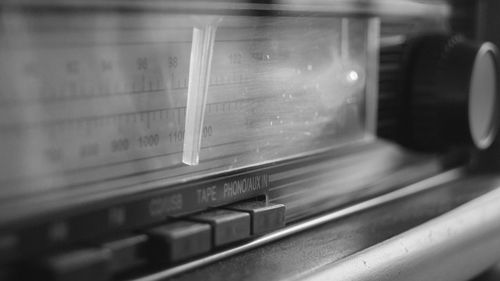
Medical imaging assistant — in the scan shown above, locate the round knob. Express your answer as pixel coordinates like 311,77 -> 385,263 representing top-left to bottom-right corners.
407,34 -> 499,151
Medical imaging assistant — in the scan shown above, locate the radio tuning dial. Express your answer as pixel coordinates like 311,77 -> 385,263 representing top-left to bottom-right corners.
408,34 -> 499,151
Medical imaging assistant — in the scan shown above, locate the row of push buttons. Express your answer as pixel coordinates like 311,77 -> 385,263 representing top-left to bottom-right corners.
22,202 -> 285,281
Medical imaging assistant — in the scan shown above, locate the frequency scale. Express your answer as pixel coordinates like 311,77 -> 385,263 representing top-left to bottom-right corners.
0,12 -> 377,215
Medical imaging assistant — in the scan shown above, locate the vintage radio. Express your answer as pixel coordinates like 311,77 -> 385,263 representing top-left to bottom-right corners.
1,0 -> 500,280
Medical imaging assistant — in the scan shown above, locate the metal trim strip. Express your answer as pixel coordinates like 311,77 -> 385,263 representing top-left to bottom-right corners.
302,176 -> 500,281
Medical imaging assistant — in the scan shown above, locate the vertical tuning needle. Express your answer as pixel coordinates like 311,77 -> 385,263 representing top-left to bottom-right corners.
182,20 -> 219,166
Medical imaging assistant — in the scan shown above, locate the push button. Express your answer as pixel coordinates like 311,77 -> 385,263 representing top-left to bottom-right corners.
39,248 -> 112,281
145,221 -> 211,264
190,209 -> 250,247
101,234 -> 148,273
226,202 -> 285,235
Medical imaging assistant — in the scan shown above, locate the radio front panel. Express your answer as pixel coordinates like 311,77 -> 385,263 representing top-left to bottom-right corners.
1,2 -> 480,281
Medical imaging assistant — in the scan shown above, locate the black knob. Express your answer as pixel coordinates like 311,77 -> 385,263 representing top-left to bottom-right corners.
407,34 -> 499,151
